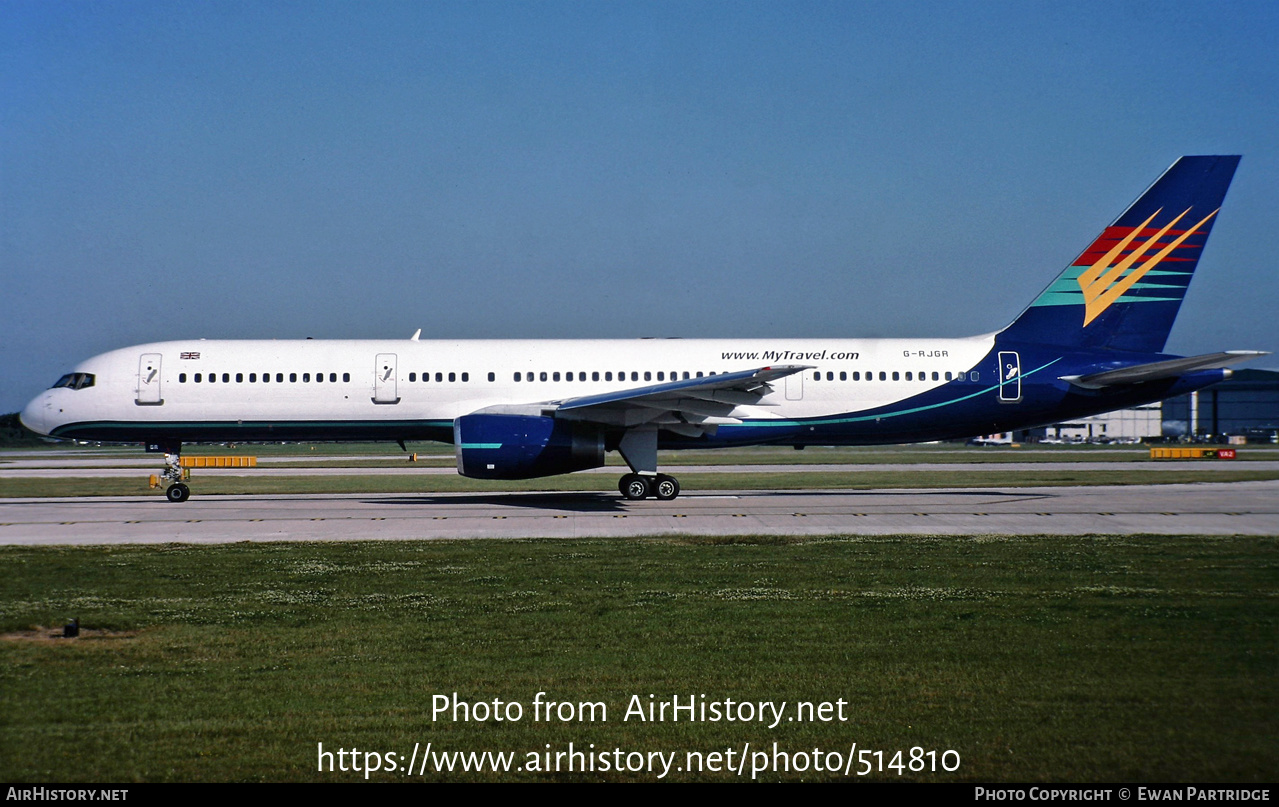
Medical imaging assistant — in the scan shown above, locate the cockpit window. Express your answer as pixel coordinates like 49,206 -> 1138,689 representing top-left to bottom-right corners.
51,373 -> 95,390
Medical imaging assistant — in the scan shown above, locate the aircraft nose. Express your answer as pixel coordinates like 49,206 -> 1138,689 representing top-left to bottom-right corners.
19,393 -> 49,436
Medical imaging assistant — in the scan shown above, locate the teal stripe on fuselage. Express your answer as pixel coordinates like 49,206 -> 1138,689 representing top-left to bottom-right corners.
725,358 -> 1062,429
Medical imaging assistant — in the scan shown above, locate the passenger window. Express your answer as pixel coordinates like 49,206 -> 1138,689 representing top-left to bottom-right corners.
316,373 -> 324,383
878,372 -> 886,381
277,373 -> 285,383
905,372 -> 912,381
409,373 -> 416,382
696,371 -> 703,378
644,371 -> 651,381
488,372 -> 495,382
683,372 -> 690,380
605,372 -> 613,381
222,373 -> 229,383
945,372 -> 952,381
514,372 -> 521,382
209,374 -> 217,384
827,372 -> 834,381
813,372 -> 820,381
852,372 -> 859,381
971,371 -> 980,382
932,371 -> 939,381
461,372 -> 469,382
592,372 -> 599,381
235,373 -> 242,383
564,372 -> 572,382
343,373 -> 350,382
435,372 -> 443,382
179,373 -> 187,383
657,372 -> 664,381
290,373 -> 297,382
840,372 -> 847,381
303,373 -> 311,382
892,372 -> 900,381
631,372 -> 638,381
195,373 -> 202,382
552,372 -> 560,382
249,373 -> 257,382
263,373 -> 270,383
540,372 -> 547,382
449,372 -> 456,382
330,373 -> 337,382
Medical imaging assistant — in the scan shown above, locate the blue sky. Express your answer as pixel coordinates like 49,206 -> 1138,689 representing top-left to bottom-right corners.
3,1 -> 1277,413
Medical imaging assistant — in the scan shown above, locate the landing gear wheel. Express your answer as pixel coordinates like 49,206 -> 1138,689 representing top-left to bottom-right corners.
619,473 -> 652,501
166,483 -> 190,503
654,474 -> 680,501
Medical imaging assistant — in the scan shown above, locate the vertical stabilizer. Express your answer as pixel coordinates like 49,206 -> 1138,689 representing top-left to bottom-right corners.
999,155 -> 1239,352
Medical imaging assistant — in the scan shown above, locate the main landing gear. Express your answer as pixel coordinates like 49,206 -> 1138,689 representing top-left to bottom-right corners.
616,427 -> 681,501
618,473 -> 681,501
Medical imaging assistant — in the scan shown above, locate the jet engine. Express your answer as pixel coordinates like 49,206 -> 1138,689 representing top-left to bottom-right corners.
454,414 -> 605,480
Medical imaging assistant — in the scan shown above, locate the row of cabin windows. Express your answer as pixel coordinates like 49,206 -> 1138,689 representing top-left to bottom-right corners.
515,370 -> 720,383
408,372 -> 471,382
811,370 -> 977,382
174,369 -> 980,386
177,372 -> 351,384
410,370 -> 729,383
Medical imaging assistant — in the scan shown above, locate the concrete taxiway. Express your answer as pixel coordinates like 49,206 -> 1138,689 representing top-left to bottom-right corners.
1,481 -> 1276,544
3,461 -> 1278,478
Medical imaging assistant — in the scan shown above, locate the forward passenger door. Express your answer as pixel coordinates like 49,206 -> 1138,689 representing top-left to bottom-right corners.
373,353 -> 399,404
136,353 -> 163,405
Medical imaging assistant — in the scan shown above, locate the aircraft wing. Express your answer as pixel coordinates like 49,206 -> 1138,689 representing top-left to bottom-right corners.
1060,350 -> 1270,390
548,364 -> 810,436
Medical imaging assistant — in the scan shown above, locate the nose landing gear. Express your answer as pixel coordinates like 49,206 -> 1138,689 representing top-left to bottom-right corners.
150,443 -> 191,503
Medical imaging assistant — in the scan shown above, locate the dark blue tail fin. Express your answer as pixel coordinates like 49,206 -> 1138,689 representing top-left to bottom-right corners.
999,155 -> 1240,353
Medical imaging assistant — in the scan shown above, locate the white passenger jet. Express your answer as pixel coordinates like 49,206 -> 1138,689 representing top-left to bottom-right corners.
20,156 -> 1267,502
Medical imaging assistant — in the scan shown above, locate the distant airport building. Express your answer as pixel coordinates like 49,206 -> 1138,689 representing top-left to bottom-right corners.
1161,368 -> 1279,442
1044,403 -> 1163,443
1021,369 -> 1279,444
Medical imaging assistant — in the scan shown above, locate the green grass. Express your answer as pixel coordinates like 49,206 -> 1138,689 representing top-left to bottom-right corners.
2,535 -> 1275,782
3,468 -> 1279,499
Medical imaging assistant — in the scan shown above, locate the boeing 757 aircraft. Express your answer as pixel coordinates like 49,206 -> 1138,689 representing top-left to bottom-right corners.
20,156 -> 1267,502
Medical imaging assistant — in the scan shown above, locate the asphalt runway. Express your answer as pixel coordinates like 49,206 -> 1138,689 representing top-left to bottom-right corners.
1,480 -> 1276,544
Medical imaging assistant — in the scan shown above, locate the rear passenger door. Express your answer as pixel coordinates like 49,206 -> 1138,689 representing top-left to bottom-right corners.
998,351 -> 1021,403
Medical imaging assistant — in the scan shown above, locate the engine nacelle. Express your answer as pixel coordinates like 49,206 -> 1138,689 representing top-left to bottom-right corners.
454,414 -> 605,480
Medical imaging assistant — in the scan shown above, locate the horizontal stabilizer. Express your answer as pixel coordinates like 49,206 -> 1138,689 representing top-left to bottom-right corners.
1060,350 -> 1269,390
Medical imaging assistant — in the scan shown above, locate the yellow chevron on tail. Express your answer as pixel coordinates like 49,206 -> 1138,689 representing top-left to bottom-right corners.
1078,207 -> 1218,326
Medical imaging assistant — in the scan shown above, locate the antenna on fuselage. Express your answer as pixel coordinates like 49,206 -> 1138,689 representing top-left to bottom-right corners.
410,329 -> 421,341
